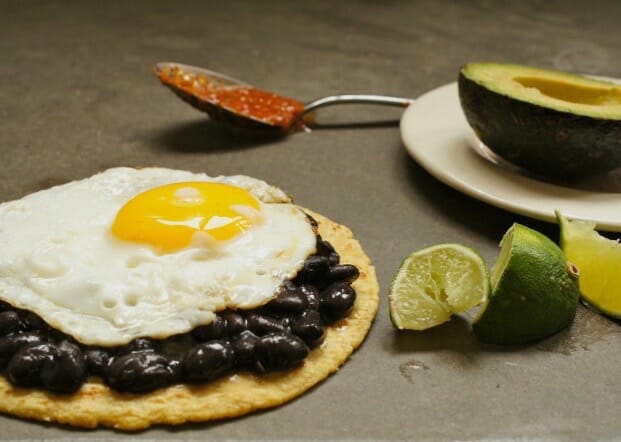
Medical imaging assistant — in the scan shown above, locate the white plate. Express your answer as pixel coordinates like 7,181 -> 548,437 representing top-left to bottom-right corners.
400,81 -> 621,232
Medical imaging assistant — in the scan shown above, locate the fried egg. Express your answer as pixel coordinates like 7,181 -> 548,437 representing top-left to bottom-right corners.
0,167 -> 316,346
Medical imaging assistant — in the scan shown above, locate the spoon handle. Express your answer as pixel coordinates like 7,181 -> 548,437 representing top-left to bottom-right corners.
302,94 -> 413,115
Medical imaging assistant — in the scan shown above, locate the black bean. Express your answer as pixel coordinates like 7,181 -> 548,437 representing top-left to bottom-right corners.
85,348 -> 111,377
328,252 -> 340,266
219,311 -> 246,336
0,311 -> 27,336
20,311 -> 48,331
0,332 -> 46,367
105,351 -> 176,393
290,310 -> 326,348
159,335 -> 193,359
192,315 -> 226,341
295,255 -> 331,284
232,330 -> 259,367
315,237 -> 335,256
254,332 -> 309,373
184,340 -> 235,382
7,343 -> 56,388
167,357 -> 184,382
299,285 -> 320,310
264,288 -> 308,315
40,340 -> 86,394
315,237 -> 340,265
320,282 -> 357,323
246,312 -> 289,336
122,337 -> 157,354
0,301 -> 12,312
328,264 -> 360,284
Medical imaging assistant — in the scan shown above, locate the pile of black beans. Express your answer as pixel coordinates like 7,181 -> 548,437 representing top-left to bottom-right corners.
0,234 -> 359,394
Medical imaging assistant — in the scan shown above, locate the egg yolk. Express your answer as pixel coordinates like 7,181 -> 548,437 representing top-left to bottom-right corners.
111,182 -> 262,251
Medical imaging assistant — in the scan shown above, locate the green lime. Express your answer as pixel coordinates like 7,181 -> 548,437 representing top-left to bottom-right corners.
473,223 -> 580,345
388,243 -> 490,330
558,212 -> 621,319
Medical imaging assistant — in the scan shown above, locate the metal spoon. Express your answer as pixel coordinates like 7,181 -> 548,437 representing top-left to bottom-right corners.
154,62 -> 413,133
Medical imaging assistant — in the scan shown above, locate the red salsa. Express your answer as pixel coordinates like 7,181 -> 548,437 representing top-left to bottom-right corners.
157,65 -> 305,129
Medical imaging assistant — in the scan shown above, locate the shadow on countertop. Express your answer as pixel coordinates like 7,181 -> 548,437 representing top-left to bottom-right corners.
147,119 -> 287,154
147,115 -> 405,155
400,149 -> 558,244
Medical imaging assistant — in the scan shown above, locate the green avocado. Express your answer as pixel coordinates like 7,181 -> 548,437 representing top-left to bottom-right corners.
458,62 -> 621,180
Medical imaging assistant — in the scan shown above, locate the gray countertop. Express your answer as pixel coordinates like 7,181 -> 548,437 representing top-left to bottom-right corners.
1,1 -> 620,440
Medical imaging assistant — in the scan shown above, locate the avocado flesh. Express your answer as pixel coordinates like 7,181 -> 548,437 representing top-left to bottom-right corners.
459,62 -> 621,180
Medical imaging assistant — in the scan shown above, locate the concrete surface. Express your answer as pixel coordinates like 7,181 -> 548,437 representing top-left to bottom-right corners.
0,1 -> 620,440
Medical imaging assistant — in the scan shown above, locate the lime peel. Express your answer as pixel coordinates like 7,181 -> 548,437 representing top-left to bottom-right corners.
473,223 -> 580,345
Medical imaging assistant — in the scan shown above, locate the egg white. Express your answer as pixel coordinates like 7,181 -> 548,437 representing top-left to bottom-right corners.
0,167 -> 316,346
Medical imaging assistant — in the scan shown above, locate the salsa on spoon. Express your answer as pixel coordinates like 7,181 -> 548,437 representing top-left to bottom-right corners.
154,62 -> 412,133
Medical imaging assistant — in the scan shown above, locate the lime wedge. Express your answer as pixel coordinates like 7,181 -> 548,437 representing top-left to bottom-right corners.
473,223 -> 580,345
558,212 -> 621,319
388,244 -> 490,330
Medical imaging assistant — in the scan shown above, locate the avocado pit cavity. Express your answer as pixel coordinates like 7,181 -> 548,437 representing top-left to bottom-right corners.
514,76 -> 621,106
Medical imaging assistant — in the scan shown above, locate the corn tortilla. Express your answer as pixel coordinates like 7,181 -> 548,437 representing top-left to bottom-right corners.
0,209 -> 379,430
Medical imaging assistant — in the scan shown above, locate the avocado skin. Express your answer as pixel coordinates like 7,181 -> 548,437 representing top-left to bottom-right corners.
458,72 -> 621,180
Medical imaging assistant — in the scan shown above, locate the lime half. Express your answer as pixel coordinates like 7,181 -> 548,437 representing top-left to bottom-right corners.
388,243 -> 490,330
473,223 -> 580,345
558,212 -> 621,319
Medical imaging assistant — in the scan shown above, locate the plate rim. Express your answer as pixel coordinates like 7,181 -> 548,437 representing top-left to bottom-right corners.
400,80 -> 621,232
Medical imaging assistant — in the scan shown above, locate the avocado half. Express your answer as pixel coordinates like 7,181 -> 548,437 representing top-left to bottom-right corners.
458,62 -> 621,180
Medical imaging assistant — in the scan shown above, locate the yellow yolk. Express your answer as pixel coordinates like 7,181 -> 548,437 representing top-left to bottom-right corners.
111,182 -> 262,251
